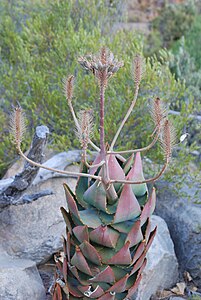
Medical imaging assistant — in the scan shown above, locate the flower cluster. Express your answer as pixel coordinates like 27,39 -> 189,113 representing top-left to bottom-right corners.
78,47 -> 124,87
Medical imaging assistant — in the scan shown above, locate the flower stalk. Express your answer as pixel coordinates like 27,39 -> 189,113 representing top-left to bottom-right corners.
11,48 -> 177,188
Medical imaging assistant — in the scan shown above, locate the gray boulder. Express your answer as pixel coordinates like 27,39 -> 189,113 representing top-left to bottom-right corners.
136,215 -> 179,300
0,167 -> 78,264
0,252 -> 46,300
155,181 -> 201,288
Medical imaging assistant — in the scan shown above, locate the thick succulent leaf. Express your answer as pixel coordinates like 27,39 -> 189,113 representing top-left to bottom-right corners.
107,241 -> 132,265
71,246 -> 92,276
62,238 -> 68,283
127,152 -> 148,197
68,264 -> 89,286
76,161 -> 90,208
111,220 -> 137,233
141,187 -> 156,226
146,226 -> 157,252
89,266 -> 115,283
106,202 -> 117,215
145,218 -> 151,242
89,225 -> 119,248
89,152 -> 102,175
53,284 -> 63,300
112,266 -> 128,282
113,184 -> 141,224
99,211 -> 114,225
97,292 -> 116,300
130,252 -> 146,276
125,220 -> 143,247
63,183 -> 81,220
78,284 -> 105,298
73,226 -> 89,243
137,258 -> 147,278
122,154 -> 134,175
68,264 -> 80,281
80,241 -> 102,266
131,242 -> 145,265
108,155 -> 125,190
79,209 -> 102,228
107,274 -> 129,293
60,207 -> 72,234
83,181 -> 107,212
68,280 -> 83,298
126,274 -> 142,299
136,192 -> 148,207
66,231 -> 71,262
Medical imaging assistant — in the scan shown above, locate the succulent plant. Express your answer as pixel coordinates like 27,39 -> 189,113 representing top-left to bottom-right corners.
11,48 -> 177,300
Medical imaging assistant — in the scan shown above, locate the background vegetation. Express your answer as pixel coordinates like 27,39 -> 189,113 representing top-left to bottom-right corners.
0,0 -> 200,190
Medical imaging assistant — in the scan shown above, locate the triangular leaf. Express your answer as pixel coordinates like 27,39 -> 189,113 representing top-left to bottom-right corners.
131,242 -> 145,265
79,209 -> 102,228
113,184 -> 141,224
80,241 -> 102,266
108,155 -> 125,191
146,226 -> 157,252
107,274 -> 129,293
60,207 -> 72,234
122,153 -> 134,175
71,246 -> 92,276
73,225 -> 89,243
89,266 -> 115,283
63,183 -> 81,220
83,181 -> 107,212
137,258 -> 147,278
130,252 -> 146,276
89,152 -> 102,175
75,161 -> 90,208
127,152 -> 148,197
126,274 -> 142,298
145,218 -> 151,242
97,292 -> 116,300
107,241 -> 132,265
125,220 -> 143,247
89,225 -> 119,248
141,187 -> 156,226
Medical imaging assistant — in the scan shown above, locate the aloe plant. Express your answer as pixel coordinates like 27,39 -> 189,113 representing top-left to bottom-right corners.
11,48 -> 177,299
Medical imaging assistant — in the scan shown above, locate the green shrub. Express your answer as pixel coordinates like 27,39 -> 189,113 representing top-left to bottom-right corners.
144,0 -> 196,57
0,0 -> 198,185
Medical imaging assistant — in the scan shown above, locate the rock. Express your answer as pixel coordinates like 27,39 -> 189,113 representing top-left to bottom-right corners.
0,163 -> 79,264
155,181 -> 201,288
136,215 -> 179,300
32,150 -> 84,185
169,298 -> 185,300
0,251 -> 46,300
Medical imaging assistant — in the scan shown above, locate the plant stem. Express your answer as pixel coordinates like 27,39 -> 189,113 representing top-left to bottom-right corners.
107,127 -> 160,155
110,84 -> 139,151
83,149 -> 105,169
100,84 -> 106,159
109,161 -> 168,185
17,146 -> 101,181
68,99 -> 100,151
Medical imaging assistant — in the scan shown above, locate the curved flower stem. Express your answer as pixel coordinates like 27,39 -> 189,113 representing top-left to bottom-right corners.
109,85 -> 139,151
68,100 -> 100,152
107,127 -> 160,155
17,146 -> 102,181
109,161 -> 168,185
83,150 -> 105,169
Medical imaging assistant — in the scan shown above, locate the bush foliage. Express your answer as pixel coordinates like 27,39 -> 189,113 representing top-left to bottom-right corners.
0,0 -> 199,183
